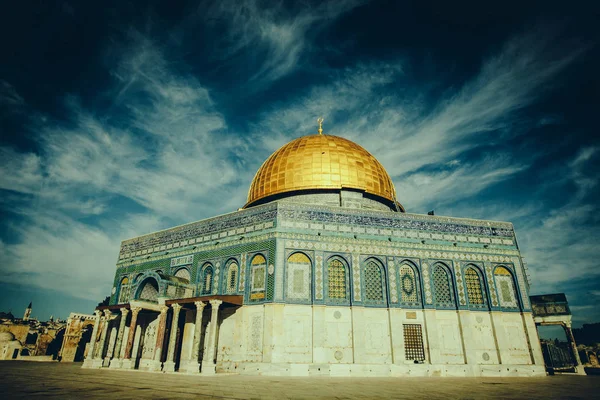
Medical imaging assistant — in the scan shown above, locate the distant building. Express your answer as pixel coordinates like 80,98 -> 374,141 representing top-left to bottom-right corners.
0,302 -> 66,361
574,322 -> 600,346
23,302 -> 32,321
59,313 -> 96,362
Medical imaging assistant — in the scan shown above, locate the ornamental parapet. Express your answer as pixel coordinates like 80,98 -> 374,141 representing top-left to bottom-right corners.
117,203 -> 516,263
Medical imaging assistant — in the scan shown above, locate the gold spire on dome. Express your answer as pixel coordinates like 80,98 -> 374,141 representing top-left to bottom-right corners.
244,129 -> 404,210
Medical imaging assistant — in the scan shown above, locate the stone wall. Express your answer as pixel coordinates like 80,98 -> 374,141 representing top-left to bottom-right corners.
216,303 -> 545,377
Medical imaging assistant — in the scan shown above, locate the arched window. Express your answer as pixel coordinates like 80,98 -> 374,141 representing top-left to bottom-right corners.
363,259 -> 386,305
399,264 -> 419,305
286,253 -> 311,301
494,266 -> 519,308
137,278 -> 159,302
250,254 -> 266,292
226,262 -> 239,294
174,268 -> 191,282
201,265 -> 214,295
327,258 -> 349,301
118,277 -> 130,304
464,267 -> 485,306
433,264 -> 454,307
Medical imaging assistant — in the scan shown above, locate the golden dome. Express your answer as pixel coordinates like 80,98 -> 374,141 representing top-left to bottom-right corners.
245,134 -> 402,209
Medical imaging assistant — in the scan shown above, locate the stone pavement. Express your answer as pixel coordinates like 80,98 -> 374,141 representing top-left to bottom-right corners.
1,362 -> 599,399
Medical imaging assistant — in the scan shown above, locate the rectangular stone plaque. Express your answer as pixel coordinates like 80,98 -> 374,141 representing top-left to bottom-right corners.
406,311 -> 417,320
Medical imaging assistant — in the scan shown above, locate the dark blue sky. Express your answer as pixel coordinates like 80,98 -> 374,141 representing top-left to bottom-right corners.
0,0 -> 598,326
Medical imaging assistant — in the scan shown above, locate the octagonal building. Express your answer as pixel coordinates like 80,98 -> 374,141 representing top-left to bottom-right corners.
83,130 -> 546,377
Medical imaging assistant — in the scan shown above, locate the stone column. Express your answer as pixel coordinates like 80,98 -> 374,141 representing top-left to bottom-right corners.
109,308 -> 129,369
82,310 -> 102,368
201,299 -> 222,374
564,323 -> 586,375
121,306 -> 141,369
181,301 -> 205,373
94,310 -> 112,367
163,304 -> 182,372
149,305 -> 169,372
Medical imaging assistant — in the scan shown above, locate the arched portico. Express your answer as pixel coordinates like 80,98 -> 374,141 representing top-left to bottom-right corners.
531,293 -> 586,375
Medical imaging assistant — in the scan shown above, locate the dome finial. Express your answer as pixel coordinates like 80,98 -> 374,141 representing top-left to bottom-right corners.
317,117 -> 324,135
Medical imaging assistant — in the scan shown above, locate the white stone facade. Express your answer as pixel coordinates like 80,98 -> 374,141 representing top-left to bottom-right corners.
215,304 -> 544,377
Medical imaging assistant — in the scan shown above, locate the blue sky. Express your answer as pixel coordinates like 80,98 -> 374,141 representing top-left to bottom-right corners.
0,1 -> 598,325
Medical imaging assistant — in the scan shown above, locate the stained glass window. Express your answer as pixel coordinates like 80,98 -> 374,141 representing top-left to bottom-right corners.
433,265 -> 453,306
328,258 -> 347,300
118,277 -> 130,304
202,265 -> 213,295
494,266 -> 518,308
286,253 -> 311,300
399,265 -> 418,303
226,262 -> 238,294
403,324 -> 425,361
464,267 -> 485,305
251,254 -> 266,292
364,260 -> 385,303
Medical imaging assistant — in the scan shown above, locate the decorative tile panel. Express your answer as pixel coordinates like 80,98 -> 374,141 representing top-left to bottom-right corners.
422,263 -> 433,304
213,261 -> 221,295
120,205 -> 278,258
275,240 -> 284,301
510,257 -> 531,309
388,259 -> 398,303
277,205 -> 514,238
454,263 -> 466,306
282,238 -> 516,263
171,255 -> 193,267
239,253 -> 247,292
315,255 -> 324,300
352,254 -> 361,301
485,264 -> 498,307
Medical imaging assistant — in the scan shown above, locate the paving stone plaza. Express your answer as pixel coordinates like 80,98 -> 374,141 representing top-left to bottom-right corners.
1,362 -> 598,399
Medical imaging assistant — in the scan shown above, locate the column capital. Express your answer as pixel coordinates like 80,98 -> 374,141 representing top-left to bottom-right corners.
120,307 -> 129,315
103,309 -> 113,318
209,299 -> 223,308
130,306 -> 142,316
94,310 -> 103,318
159,305 -> 169,315
194,301 -> 206,310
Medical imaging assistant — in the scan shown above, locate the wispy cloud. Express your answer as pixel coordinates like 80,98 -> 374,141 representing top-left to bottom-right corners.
255,27 -> 585,210
512,146 -> 600,323
0,35 -> 250,300
202,0 -> 365,86
0,80 -> 25,108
